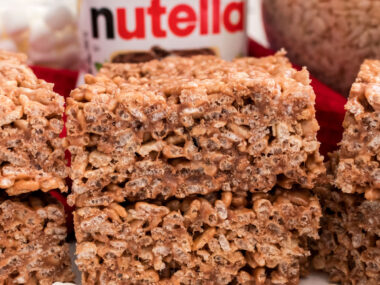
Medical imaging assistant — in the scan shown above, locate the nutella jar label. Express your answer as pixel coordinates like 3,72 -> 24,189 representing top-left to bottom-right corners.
79,0 -> 247,73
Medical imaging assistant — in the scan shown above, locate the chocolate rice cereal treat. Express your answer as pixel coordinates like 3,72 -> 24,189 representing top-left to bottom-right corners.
335,60 -> 380,200
0,193 -> 74,284
75,189 -> 321,284
0,50 -> 67,195
67,53 -> 324,207
312,182 -> 380,285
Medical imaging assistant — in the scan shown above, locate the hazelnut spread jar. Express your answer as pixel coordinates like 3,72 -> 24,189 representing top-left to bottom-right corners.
78,0 -> 247,73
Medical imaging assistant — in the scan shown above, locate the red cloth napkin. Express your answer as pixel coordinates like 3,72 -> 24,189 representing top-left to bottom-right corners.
31,65 -> 78,99
248,39 -> 347,156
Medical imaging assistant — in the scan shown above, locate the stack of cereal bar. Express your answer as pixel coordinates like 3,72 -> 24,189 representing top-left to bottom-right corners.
0,50 -> 73,283
67,53 -> 325,284
0,193 -> 72,284
312,60 -> 380,284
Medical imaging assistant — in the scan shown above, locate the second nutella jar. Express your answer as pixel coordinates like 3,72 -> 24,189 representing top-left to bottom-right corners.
79,0 -> 247,73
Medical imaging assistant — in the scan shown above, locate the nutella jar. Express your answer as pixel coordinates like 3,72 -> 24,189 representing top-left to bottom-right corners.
262,0 -> 380,95
79,0 -> 247,73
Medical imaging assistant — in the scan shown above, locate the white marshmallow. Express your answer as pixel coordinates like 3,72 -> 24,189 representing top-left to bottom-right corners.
0,39 -> 18,52
2,9 -> 29,37
56,29 -> 78,47
29,20 -> 56,52
28,48 -> 59,65
59,45 -> 79,69
29,44 -> 79,69
44,5 -> 74,30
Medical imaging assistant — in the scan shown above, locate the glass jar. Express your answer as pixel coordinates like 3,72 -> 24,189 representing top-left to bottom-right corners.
262,0 -> 380,95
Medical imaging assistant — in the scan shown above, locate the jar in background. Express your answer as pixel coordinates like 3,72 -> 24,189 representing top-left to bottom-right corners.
0,0 -> 79,69
79,0 -> 247,74
263,0 -> 380,95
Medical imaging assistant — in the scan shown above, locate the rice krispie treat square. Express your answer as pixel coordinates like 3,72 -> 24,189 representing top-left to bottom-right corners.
66,53 -> 324,207
335,59 -> 380,200
0,193 -> 74,284
312,184 -> 380,285
75,189 -> 321,284
0,50 -> 67,195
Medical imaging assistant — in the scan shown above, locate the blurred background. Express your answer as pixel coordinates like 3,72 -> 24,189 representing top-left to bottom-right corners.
1,0 -> 379,98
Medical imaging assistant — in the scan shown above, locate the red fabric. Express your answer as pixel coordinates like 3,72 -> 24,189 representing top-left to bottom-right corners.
49,190 -> 74,231
31,66 -> 78,99
248,39 -> 347,156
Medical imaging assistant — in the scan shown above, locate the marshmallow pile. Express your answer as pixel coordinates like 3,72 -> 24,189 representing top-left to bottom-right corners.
0,0 -> 79,69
